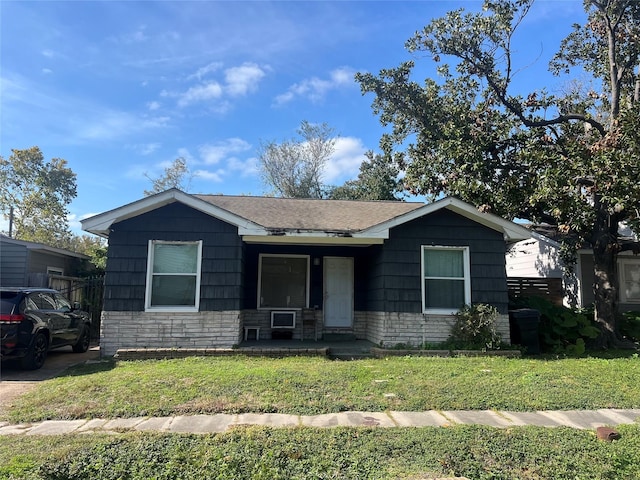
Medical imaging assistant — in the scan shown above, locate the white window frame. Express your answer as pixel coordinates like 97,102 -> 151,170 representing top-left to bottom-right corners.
145,240 -> 202,312
619,258 -> 640,304
47,267 -> 64,277
421,245 -> 471,314
271,311 -> 297,329
257,254 -> 310,310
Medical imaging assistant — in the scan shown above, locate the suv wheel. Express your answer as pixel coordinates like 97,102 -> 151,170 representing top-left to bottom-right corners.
72,325 -> 91,353
21,332 -> 49,370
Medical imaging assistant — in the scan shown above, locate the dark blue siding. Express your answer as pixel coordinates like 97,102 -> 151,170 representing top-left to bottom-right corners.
0,240 -> 28,286
365,209 -> 509,314
103,202 -> 243,312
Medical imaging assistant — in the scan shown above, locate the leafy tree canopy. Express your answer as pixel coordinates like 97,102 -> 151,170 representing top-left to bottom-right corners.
327,151 -> 403,201
0,146 -> 77,247
144,157 -> 193,196
356,0 -> 640,347
258,121 -> 336,198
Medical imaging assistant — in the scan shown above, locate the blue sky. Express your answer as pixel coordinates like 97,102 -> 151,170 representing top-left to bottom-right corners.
0,1 -> 586,235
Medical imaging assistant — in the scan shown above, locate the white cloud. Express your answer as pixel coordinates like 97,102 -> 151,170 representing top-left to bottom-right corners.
193,169 -> 224,182
226,156 -> 259,177
274,66 -> 356,106
224,62 -> 266,96
187,61 -> 223,81
1,73 -> 171,145
172,63 -> 267,109
147,101 -> 160,111
42,68 -> 53,74
135,143 -> 161,155
177,81 -> 223,107
323,136 -> 367,183
198,138 -> 252,165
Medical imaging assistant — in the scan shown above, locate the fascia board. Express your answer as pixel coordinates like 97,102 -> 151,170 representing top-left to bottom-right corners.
360,197 -> 531,242
445,202 -> 531,242
529,230 -> 561,248
1,236 -> 89,259
81,189 -> 267,237
242,235 -> 383,246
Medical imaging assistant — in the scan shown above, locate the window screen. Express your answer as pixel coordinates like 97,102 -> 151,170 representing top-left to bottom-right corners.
422,246 -> 469,311
259,255 -> 308,308
147,241 -> 201,309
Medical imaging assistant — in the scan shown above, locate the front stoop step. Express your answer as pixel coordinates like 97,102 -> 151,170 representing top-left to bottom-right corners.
322,332 -> 357,342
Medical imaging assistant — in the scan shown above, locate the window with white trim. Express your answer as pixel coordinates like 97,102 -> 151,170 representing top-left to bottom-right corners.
47,267 -> 64,276
145,240 -> 202,311
421,246 -> 471,313
620,259 -> 640,303
258,254 -> 309,309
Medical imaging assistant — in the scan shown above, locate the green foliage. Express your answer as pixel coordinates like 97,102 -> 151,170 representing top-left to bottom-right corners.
513,297 -> 600,355
327,150 -> 403,201
620,311 -> 640,342
3,425 -> 640,480
0,146 -> 77,247
67,234 -> 108,272
11,354 -> 640,424
356,0 -> 640,345
445,303 -> 502,350
258,121 -> 336,198
143,157 -> 193,196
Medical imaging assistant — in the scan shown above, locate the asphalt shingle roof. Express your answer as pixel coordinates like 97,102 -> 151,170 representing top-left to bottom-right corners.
195,195 -> 424,232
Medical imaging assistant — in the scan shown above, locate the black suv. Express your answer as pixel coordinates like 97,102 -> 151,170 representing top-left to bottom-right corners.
0,288 -> 91,370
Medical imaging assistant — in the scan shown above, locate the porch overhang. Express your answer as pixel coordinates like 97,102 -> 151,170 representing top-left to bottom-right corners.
242,234 -> 384,246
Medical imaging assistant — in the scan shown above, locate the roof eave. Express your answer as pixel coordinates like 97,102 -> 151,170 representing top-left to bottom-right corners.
360,197 -> 531,243
81,189 -> 267,238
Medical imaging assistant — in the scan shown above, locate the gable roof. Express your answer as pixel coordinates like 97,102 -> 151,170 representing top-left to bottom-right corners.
0,235 -> 90,260
81,189 -> 530,245
194,194 -> 423,232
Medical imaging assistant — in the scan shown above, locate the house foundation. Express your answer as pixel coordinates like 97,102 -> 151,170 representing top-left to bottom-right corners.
100,310 -> 510,357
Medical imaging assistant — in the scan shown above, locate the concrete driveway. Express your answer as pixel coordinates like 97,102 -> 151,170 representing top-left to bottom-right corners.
0,346 -> 100,413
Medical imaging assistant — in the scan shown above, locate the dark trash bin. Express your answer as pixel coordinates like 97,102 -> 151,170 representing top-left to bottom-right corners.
509,308 -> 541,354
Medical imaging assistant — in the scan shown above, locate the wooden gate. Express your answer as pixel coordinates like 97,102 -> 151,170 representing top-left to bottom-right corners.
49,274 -> 105,341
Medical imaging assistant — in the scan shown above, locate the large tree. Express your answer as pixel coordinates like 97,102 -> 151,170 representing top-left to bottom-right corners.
356,0 -> 640,347
0,147 -> 77,247
144,157 -> 194,196
258,121 -> 336,198
327,150 -> 403,201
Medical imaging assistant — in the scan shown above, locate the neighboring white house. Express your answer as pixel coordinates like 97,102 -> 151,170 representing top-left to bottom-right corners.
506,228 -> 640,312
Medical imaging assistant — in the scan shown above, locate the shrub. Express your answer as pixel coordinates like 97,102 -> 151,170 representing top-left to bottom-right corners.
511,296 -> 599,355
445,303 -> 502,350
620,311 -> 640,342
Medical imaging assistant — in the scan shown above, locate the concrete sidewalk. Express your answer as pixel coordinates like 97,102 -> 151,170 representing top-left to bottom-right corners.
1,409 -> 639,435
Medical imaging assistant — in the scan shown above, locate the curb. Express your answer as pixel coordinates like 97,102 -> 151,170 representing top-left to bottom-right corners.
1,409 -> 639,436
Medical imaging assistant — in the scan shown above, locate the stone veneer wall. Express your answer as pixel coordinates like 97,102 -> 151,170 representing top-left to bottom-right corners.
241,309 -> 323,341
101,309 -> 511,356
100,311 -> 243,356
354,311 -> 510,348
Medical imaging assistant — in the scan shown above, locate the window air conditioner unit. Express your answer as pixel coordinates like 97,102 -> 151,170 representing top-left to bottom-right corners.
271,311 -> 296,329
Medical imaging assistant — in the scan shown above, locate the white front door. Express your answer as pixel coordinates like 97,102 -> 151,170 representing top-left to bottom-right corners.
324,257 -> 354,328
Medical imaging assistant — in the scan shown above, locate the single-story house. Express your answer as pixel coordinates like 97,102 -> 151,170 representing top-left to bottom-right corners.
506,227 -> 640,311
81,189 -> 531,356
0,234 -> 91,288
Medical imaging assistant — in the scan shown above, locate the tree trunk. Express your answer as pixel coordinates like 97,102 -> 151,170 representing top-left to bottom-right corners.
592,242 -> 619,348
591,206 -> 635,349
590,197 -> 619,348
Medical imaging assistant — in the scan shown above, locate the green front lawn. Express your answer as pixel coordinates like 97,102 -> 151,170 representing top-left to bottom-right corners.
3,354 -> 640,423
3,354 -> 640,479
2,425 -> 640,480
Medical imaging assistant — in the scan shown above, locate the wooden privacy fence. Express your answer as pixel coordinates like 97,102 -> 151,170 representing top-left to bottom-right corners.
507,277 -> 564,306
49,274 -> 105,341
